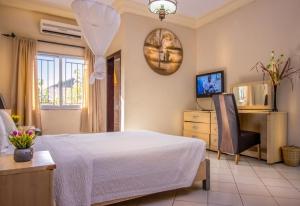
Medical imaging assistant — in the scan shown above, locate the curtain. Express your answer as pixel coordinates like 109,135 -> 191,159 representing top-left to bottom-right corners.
81,48 -> 104,133
11,38 -> 41,128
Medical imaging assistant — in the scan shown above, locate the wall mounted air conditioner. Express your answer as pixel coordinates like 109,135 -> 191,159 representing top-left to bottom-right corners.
40,19 -> 82,39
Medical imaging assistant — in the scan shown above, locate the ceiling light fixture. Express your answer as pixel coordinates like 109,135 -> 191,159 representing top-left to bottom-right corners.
148,0 -> 177,21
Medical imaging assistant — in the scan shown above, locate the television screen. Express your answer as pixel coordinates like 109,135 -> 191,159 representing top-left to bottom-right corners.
196,71 -> 224,98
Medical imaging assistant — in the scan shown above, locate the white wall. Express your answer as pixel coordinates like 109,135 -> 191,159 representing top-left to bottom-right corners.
119,14 -> 197,135
196,0 -> 300,145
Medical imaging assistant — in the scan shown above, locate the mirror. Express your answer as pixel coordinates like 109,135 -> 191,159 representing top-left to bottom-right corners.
231,81 -> 273,110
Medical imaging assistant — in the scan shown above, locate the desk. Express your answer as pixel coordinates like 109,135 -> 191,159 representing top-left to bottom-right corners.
183,110 -> 287,164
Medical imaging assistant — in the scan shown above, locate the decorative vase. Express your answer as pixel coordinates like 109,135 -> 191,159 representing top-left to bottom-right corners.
273,85 -> 278,112
14,147 -> 33,162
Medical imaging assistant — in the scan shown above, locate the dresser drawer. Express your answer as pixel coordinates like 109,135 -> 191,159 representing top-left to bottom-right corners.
184,111 -> 210,123
211,134 -> 218,147
211,112 -> 217,124
183,130 -> 209,147
184,122 -> 210,134
211,123 -> 218,135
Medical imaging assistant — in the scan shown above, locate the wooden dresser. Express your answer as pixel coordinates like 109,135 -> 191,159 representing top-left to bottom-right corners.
183,110 -> 287,164
183,111 -> 211,148
0,151 -> 56,206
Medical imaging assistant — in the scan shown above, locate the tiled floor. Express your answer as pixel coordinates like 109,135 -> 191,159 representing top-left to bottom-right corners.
111,151 -> 300,206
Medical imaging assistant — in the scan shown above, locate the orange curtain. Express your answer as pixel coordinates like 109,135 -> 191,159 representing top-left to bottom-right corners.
80,48 -> 104,133
11,38 -> 41,128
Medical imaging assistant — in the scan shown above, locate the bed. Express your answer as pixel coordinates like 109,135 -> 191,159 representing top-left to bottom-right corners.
17,130 -> 210,206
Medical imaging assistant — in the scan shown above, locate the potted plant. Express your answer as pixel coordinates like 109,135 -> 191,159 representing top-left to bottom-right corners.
252,51 -> 300,111
8,130 -> 36,162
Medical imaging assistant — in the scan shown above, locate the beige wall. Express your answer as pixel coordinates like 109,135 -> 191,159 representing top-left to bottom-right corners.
117,14 -> 196,135
196,0 -> 300,145
0,5 -> 85,134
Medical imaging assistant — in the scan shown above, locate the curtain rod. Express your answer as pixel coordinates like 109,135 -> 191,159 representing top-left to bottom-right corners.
1,32 -> 85,49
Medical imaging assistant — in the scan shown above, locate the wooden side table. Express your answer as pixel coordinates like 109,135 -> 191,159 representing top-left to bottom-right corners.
0,151 -> 56,206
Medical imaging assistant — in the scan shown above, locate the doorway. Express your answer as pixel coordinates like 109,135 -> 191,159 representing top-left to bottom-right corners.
106,51 -> 121,132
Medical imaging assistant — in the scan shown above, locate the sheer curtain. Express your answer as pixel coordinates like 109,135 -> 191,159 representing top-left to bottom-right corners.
11,38 -> 41,128
81,48 -> 104,133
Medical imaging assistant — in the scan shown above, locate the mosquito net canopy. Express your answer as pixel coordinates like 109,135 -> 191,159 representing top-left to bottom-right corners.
71,0 -> 120,84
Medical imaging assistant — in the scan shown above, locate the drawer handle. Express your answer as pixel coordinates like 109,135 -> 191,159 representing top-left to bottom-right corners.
192,115 -> 199,118
192,126 -> 198,129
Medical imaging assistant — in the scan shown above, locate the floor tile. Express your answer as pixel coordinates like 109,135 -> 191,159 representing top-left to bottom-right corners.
273,164 -> 300,172
211,167 -> 232,175
267,186 -> 300,199
228,160 -> 250,166
275,197 -> 300,206
261,178 -> 293,188
138,192 -> 175,206
211,174 -> 235,183
234,176 -> 264,186
173,201 -> 207,206
290,179 -> 300,190
211,182 -> 238,193
279,170 -> 300,180
237,183 -> 271,196
210,160 -> 229,169
175,188 -> 207,204
248,160 -> 271,168
255,170 -> 282,179
208,191 -> 243,206
241,195 -> 277,206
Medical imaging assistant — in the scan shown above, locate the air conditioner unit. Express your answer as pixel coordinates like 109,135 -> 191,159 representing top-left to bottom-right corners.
40,19 -> 82,39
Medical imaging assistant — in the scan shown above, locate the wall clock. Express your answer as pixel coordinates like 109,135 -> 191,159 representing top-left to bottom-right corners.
143,28 -> 183,75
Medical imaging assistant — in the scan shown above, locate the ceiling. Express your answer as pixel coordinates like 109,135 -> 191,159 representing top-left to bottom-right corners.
132,0 -> 234,18
0,0 -> 254,28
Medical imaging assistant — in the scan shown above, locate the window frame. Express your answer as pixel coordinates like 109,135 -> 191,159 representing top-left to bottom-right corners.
37,52 -> 85,110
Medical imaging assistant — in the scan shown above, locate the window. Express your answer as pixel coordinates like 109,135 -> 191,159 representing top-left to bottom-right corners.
37,54 -> 85,109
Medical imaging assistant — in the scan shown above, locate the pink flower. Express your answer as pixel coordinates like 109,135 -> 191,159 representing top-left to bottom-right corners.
26,130 -> 33,136
12,130 -> 18,136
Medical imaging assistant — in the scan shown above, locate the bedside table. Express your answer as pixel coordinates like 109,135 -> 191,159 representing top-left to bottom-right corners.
0,151 -> 56,206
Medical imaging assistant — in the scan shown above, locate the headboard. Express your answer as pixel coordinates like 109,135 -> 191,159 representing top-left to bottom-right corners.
0,94 -> 7,109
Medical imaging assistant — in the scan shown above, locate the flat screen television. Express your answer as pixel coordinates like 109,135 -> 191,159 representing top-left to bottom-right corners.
196,71 -> 224,98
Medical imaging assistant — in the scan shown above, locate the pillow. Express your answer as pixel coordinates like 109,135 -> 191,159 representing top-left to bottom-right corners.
0,116 -> 10,153
0,110 -> 17,133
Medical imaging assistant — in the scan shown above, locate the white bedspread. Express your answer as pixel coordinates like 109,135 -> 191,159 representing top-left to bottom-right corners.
34,131 -> 206,206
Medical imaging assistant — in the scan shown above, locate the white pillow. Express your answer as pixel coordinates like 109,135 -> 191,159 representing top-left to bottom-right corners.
0,110 -> 17,133
0,116 -> 10,153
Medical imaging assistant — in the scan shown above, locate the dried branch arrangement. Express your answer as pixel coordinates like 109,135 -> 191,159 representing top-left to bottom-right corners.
251,51 -> 300,88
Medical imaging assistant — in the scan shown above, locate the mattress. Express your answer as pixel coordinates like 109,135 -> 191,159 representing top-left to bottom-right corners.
33,130 -> 206,206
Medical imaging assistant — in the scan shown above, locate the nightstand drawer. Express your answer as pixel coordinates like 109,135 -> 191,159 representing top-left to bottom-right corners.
183,130 -> 209,147
184,122 -> 210,133
184,111 -> 210,123
211,123 -> 218,135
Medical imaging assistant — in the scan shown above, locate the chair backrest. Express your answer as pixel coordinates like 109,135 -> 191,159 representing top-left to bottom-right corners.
212,94 -> 240,154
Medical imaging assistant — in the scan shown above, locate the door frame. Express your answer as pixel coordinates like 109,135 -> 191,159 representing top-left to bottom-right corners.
106,50 -> 121,132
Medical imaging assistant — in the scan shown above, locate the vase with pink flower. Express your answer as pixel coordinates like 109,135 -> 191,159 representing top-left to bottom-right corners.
8,130 -> 36,162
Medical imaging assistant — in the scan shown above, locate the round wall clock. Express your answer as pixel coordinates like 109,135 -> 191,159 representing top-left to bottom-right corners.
143,28 -> 183,75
